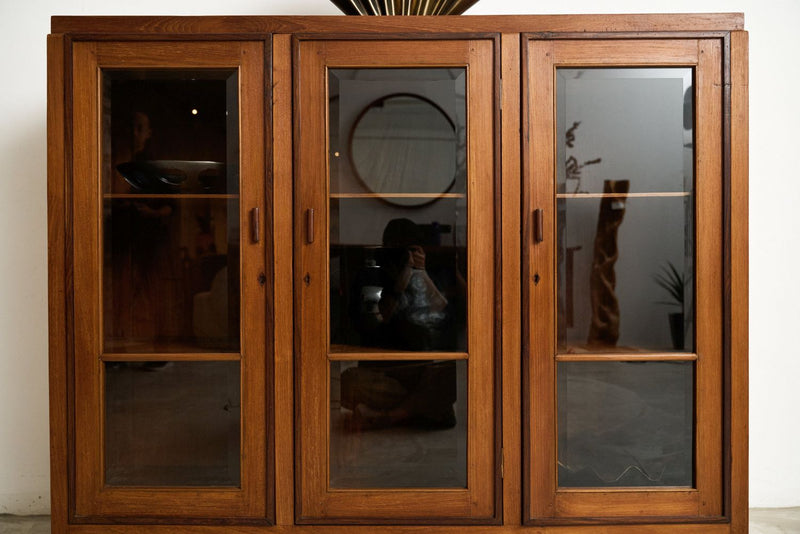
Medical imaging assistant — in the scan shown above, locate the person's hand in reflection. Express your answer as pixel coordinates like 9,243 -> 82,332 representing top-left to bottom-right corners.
408,244 -> 425,269
379,222 -> 448,334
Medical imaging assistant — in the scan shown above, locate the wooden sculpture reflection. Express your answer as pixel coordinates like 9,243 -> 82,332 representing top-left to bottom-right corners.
587,180 -> 629,348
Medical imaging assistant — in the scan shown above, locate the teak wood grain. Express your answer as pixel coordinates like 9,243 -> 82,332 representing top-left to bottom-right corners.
695,38 -> 724,518
729,30 -> 749,534
47,32 -> 70,532
272,33 -> 296,527
524,37 -> 558,523
499,32 -> 522,527
47,13 -> 748,534
51,13 -> 745,35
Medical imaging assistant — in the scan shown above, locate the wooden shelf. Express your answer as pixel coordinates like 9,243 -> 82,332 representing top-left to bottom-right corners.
557,342 -> 697,361
104,193 -> 239,199
557,192 -> 691,199
330,192 -> 465,199
555,352 -> 698,362
104,338 -> 240,356
102,352 -> 241,362
329,344 -> 468,360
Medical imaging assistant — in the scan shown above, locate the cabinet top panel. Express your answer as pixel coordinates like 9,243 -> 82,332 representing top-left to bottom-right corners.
51,13 -> 744,36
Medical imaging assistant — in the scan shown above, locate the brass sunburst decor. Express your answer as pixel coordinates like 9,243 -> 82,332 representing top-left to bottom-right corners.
330,0 -> 479,15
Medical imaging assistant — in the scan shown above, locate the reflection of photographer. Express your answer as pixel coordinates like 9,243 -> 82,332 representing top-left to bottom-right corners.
341,219 -> 461,431
378,218 -> 448,350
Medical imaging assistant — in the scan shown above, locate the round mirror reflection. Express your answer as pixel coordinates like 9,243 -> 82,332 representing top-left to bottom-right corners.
349,94 -> 457,207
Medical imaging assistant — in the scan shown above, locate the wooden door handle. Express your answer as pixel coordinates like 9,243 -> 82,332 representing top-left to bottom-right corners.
306,208 -> 315,244
534,209 -> 544,244
250,207 -> 260,243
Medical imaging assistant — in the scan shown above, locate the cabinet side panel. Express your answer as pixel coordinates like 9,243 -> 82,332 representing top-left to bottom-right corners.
729,30 -> 749,534
47,32 -> 69,533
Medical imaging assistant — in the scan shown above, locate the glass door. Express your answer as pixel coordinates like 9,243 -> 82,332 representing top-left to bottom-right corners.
72,41 -> 269,520
295,38 -> 497,522
524,38 -> 724,521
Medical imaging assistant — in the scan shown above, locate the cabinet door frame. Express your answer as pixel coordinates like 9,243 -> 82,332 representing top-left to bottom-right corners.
70,39 -> 271,521
293,35 -> 500,524
523,35 -> 726,523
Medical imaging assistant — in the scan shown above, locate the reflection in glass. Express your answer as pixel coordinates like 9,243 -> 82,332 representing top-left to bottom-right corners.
556,68 -> 694,353
557,196 -> 693,352
103,198 -> 240,352
557,361 -> 694,488
103,69 -> 239,195
330,202 -> 467,352
556,68 -> 693,194
329,68 -> 466,198
351,94 -> 457,204
105,361 -> 240,487
330,360 -> 467,488
329,68 -> 467,353
101,69 -> 240,353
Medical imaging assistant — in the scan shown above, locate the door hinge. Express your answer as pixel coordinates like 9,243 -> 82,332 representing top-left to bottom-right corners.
500,447 -> 504,479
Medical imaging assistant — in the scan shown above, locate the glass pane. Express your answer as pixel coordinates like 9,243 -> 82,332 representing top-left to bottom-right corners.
103,70 -> 239,195
330,360 -> 467,488
557,196 -> 693,352
556,68 -> 693,194
328,68 -> 467,353
105,361 -> 240,487
556,68 -> 694,353
101,70 -> 240,353
103,198 -> 240,352
557,361 -> 694,488
350,94 -> 458,200
330,199 -> 467,352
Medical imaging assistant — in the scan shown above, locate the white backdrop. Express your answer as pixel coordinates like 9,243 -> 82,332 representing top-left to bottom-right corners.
0,0 -> 796,515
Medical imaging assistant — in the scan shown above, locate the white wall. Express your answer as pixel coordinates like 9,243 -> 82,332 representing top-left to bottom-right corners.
0,0 -> 796,515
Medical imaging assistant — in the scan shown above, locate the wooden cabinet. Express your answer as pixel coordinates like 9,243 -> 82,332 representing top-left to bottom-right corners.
47,13 -> 748,534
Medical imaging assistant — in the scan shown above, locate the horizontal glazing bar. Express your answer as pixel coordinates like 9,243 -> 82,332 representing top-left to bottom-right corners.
556,352 -> 697,362
102,352 -> 241,362
104,193 -> 238,199
329,349 -> 469,361
330,193 -> 466,199
555,487 -> 699,494
556,192 -> 691,199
